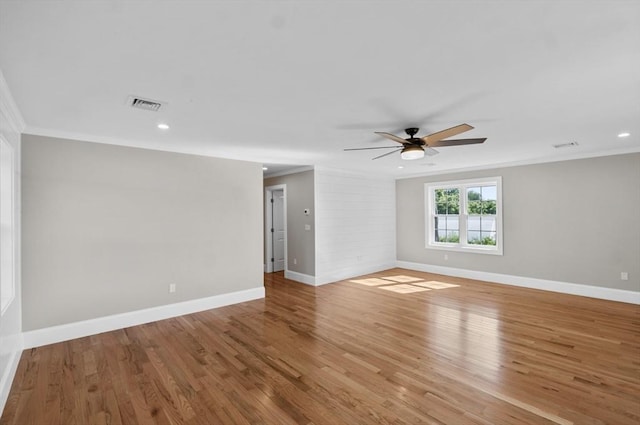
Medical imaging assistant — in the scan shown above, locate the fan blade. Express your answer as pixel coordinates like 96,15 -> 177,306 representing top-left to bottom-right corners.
422,123 -> 473,145
372,148 -> 402,160
374,132 -> 407,144
428,137 -> 486,147
425,147 -> 439,156
344,146 -> 402,151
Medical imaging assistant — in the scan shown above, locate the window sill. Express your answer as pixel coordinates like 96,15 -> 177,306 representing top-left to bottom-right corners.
426,243 -> 503,256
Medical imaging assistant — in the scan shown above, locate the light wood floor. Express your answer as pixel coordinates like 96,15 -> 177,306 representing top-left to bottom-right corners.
2,269 -> 639,425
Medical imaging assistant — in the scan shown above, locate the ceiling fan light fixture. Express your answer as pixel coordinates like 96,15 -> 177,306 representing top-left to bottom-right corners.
401,145 -> 425,160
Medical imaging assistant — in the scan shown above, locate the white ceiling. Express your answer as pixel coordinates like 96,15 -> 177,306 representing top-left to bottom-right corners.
1,1 -> 638,177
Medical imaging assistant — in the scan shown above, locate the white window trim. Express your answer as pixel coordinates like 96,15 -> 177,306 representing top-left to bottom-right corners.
0,135 -> 16,315
425,176 -> 503,255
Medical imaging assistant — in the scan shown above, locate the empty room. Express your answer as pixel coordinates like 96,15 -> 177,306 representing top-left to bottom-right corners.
0,1 -> 639,424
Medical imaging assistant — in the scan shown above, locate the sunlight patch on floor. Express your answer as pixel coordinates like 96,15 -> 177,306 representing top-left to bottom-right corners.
382,275 -> 424,283
349,278 -> 396,286
350,275 -> 461,294
379,284 -> 431,293
411,281 -> 460,289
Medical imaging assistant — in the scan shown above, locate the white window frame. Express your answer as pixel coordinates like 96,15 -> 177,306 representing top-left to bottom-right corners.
1,135 -> 16,315
425,176 -> 503,255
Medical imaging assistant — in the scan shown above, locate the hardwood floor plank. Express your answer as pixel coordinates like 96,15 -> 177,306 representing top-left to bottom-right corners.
2,269 -> 639,425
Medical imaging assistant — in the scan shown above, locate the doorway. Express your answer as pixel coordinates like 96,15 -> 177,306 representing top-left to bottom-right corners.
265,185 -> 287,273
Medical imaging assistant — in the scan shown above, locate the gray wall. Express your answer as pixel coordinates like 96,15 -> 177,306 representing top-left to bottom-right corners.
264,170 -> 315,276
396,153 -> 640,291
22,135 -> 264,331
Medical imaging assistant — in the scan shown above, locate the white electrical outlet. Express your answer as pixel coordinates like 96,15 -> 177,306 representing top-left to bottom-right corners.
620,272 -> 629,281
293,258 -> 297,265
169,283 -> 176,293
444,254 -> 449,261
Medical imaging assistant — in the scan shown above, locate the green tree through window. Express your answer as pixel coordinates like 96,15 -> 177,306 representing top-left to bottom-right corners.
435,188 -> 460,214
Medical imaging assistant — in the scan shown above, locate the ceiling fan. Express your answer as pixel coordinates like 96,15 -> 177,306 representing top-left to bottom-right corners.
345,124 -> 486,160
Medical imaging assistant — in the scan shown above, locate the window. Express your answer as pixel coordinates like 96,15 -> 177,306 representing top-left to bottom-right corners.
425,177 -> 502,255
1,136 -> 15,314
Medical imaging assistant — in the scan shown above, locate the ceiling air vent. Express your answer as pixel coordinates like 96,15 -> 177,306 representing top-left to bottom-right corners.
127,96 -> 165,112
552,142 -> 579,149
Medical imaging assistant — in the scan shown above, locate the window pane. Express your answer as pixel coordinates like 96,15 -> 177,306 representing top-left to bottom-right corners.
469,232 -> 496,245
468,230 -> 481,243
468,185 -> 497,214
482,200 -> 496,214
435,215 -> 459,243
467,187 -> 481,200
447,190 -> 459,214
434,216 -> 445,242
445,231 -> 459,243
479,231 -> 496,245
468,215 -> 481,231
435,188 -> 459,214
481,185 -> 497,201
467,187 -> 481,214
435,189 -> 446,213
481,216 -> 496,231
434,189 -> 460,214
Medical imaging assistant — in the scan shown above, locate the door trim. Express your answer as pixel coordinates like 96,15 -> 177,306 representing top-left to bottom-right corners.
264,184 -> 287,273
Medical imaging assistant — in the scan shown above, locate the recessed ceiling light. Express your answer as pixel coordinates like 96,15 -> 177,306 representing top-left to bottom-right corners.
397,166 -> 404,169
157,123 -> 170,130
618,132 -> 630,138
262,166 -> 268,171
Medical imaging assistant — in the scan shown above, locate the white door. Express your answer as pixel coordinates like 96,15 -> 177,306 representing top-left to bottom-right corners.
272,190 -> 285,272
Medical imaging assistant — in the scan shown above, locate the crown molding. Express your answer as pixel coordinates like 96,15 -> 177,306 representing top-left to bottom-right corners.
0,70 -> 26,134
314,165 -> 395,181
396,146 -> 640,180
264,165 -> 314,178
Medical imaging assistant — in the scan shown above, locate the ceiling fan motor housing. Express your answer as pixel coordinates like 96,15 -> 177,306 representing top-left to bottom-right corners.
405,127 -> 420,137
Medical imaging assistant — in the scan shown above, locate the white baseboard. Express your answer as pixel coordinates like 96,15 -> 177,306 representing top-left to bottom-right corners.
285,270 -> 317,286
22,286 -> 265,349
285,262 -> 397,287
397,261 -> 640,305
0,336 -> 23,417
315,261 -> 398,286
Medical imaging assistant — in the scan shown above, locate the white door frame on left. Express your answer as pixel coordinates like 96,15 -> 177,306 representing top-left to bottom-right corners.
264,184 -> 287,273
